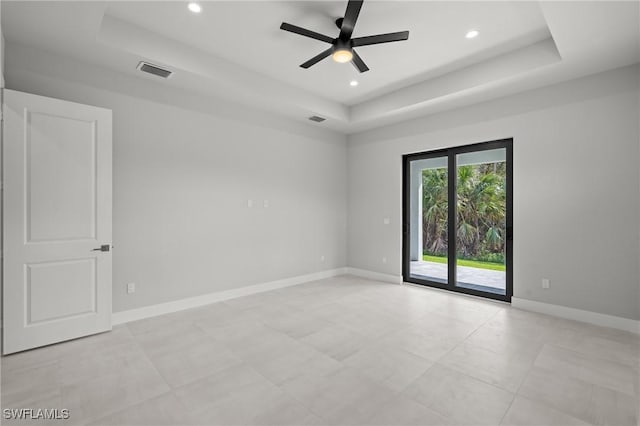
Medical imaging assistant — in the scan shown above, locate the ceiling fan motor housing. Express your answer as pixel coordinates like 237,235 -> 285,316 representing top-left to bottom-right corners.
333,38 -> 352,53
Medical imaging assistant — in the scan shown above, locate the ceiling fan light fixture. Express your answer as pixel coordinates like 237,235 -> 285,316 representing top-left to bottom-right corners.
332,49 -> 353,63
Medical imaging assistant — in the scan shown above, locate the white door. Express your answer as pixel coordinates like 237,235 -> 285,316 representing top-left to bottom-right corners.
2,89 -> 112,354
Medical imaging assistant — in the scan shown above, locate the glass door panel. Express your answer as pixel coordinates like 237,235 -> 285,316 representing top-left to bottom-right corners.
408,156 -> 449,284
455,148 -> 507,295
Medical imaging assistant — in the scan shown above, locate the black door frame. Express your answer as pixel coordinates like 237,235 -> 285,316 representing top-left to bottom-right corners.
402,138 -> 513,302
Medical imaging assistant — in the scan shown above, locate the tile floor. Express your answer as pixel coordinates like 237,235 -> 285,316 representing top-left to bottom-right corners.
1,275 -> 638,426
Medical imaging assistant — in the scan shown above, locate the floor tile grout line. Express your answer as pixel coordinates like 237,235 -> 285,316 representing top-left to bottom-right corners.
395,361 -> 476,425
185,298 -> 354,423
497,389 -> 518,425
427,302 -> 506,367
420,305 -> 518,425
126,320 -> 231,397
513,369 -> 601,426
543,338 -> 640,371
496,336 -> 539,426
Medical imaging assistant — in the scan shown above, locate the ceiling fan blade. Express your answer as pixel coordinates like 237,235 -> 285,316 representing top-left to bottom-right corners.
351,31 -> 409,47
300,47 -> 334,68
338,0 -> 364,41
351,50 -> 369,73
280,22 -> 334,44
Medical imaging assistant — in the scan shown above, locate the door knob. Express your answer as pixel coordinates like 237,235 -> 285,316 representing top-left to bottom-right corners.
91,244 -> 111,252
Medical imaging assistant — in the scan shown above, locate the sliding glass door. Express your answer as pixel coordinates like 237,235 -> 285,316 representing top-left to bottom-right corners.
403,139 -> 513,302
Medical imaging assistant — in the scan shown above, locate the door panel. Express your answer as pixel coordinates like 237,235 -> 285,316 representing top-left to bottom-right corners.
455,148 -> 507,296
3,89 -> 113,354
27,258 -> 97,324
408,155 -> 449,285
27,111 -> 97,241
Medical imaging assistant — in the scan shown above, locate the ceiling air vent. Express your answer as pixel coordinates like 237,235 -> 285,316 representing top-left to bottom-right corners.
308,115 -> 326,123
137,62 -> 173,79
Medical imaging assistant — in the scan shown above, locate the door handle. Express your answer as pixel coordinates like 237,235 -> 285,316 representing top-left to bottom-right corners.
91,244 -> 111,252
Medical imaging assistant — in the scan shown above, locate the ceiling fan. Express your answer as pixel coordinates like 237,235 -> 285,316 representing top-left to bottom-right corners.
279,0 -> 409,73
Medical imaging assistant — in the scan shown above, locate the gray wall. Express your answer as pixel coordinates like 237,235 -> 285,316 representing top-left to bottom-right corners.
348,65 -> 640,320
0,12 -> 4,326
5,43 -> 348,313
0,5 -> 4,89
4,41 -> 639,322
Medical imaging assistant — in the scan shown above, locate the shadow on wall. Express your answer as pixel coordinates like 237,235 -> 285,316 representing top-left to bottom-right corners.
4,41 -> 345,146
350,65 -> 640,145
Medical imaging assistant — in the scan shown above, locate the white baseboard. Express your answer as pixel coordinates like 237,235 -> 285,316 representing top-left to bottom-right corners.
112,267 -> 639,336
512,297 -> 640,335
112,267 -> 348,325
346,267 -> 403,284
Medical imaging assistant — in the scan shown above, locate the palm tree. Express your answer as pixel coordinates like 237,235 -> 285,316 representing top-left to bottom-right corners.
422,162 -> 506,262
456,164 -> 506,259
422,169 -> 448,255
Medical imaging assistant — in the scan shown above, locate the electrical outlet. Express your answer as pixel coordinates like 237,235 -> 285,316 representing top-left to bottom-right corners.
383,218 -> 390,225
542,278 -> 550,289
382,257 -> 387,264
320,255 -> 325,262
127,282 -> 136,294
263,199 -> 269,208
247,199 -> 253,208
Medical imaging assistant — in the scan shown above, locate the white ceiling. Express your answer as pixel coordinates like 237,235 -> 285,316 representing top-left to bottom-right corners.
2,1 -> 639,134
104,1 -> 551,104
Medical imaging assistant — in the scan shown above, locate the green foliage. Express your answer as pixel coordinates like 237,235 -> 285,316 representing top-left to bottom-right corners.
422,161 -> 506,261
467,252 -> 505,264
424,250 -> 505,265
422,254 -> 506,272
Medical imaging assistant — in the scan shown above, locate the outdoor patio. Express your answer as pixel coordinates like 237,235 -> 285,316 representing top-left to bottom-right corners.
409,260 -> 505,293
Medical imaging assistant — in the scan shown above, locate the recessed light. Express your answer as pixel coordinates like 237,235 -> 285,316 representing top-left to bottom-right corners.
350,80 -> 359,87
188,2 -> 202,13
465,30 -> 479,39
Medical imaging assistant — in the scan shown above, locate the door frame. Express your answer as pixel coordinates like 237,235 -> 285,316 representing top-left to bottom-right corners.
402,138 -> 513,302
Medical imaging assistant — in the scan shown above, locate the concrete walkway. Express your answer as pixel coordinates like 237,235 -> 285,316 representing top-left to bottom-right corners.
410,260 -> 505,291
